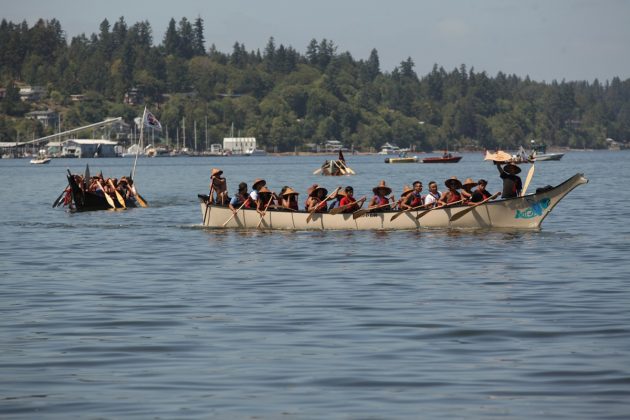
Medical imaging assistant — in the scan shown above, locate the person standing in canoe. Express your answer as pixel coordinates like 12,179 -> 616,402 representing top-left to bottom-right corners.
423,181 -> 441,208
210,168 -> 228,205
438,177 -> 463,206
495,162 -> 522,198
229,182 -> 250,213
305,184 -> 329,213
368,180 -> 393,211
338,186 -> 362,213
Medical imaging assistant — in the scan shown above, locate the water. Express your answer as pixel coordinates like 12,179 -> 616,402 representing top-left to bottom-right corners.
1,151 -> 629,419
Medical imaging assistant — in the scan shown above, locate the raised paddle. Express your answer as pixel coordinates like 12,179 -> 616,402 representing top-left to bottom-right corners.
352,197 -> 394,220
52,186 -> 68,208
449,192 -> 501,222
521,164 -> 535,196
256,194 -> 276,228
339,161 -> 356,175
332,160 -> 347,175
221,198 -> 250,227
108,179 -> 126,208
306,187 -> 341,223
415,199 -> 465,220
95,179 -> 116,209
329,196 -> 366,215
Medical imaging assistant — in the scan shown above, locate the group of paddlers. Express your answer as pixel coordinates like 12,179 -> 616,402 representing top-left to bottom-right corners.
60,172 -> 144,209
207,161 -> 523,216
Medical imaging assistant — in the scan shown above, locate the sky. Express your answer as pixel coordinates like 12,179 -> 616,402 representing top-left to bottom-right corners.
3,0 -> 629,83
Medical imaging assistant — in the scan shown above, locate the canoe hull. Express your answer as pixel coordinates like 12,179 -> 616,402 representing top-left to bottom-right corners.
422,156 -> 462,163
200,173 -> 588,230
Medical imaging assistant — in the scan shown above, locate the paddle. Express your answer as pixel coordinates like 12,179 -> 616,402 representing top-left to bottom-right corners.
332,160 -> 347,175
95,179 -> 116,209
256,194 -> 275,228
521,164 -> 535,196
449,192 -> 501,222
329,196 -> 366,215
306,187 -> 341,223
415,199 -> 465,220
313,167 -> 323,175
390,202 -> 430,221
108,179 -> 126,208
52,186 -> 68,208
129,183 -> 148,208
221,198 -> 250,227
338,160 -> 356,175
352,197 -> 394,219
203,185 -> 214,226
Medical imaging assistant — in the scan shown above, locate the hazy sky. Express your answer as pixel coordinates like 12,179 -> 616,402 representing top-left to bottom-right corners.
4,0 -> 629,82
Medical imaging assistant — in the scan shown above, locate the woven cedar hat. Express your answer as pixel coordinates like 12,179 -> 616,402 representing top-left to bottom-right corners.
400,185 -> 414,197
372,180 -> 392,195
308,184 -> 328,198
252,178 -> 266,190
210,168 -> 223,177
503,163 -> 522,174
445,176 -> 463,189
463,178 -> 476,188
258,186 -> 272,195
281,187 -> 299,196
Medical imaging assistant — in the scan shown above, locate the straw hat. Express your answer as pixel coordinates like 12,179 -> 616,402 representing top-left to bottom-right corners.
282,187 -> 299,196
252,178 -> 266,190
210,168 -> 223,177
463,178 -> 476,188
503,163 -> 522,174
308,184 -> 328,197
372,180 -> 392,195
400,185 -> 414,197
445,176 -> 463,189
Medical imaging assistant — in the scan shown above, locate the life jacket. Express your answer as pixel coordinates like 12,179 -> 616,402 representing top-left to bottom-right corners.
410,192 -> 423,207
446,190 -> 461,204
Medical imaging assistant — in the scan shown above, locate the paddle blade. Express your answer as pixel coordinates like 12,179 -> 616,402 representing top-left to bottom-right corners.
352,209 -> 368,219
521,164 -> 535,196
136,193 -> 148,208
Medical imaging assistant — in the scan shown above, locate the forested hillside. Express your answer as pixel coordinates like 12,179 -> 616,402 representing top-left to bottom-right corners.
1,17 -> 629,151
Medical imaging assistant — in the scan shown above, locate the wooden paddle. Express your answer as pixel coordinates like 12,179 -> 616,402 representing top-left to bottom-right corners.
415,199 -> 465,220
521,164 -> 535,196
329,196 -> 366,215
332,160 -> 347,175
313,167 -> 323,175
390,202 -> 429,221
221,198 -> 250,227
95,179 -> 115,209
449,192 -> 501,222
339,161 -> 356,175
108,179 -> 126,208
203,185 -> 214,225
306,187 -> 341,223
256,194 -> 276,228
352,197 -> 394,219
129,183 -> 148,208
52,186 -> 68,208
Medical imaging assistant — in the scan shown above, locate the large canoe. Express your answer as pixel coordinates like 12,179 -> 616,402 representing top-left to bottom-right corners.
199,173 -> 588,230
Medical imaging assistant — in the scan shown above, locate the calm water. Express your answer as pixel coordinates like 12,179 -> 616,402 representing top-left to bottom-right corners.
1,151 -> 629,419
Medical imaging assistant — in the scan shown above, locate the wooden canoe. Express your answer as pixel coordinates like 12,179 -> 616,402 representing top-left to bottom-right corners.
199,173 -> 587,230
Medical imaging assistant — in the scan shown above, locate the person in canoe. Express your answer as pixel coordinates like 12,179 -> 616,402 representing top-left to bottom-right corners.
461,178 -> 476,202
305,184 -> 329,213
328,188 -> 346,211
229,182 -> 250,213
210,168 -> 228,205
338,186 -> 362,213
249,178 -> 266,205
438,176 -> 463,206
494,162 -> 522,198
255,186 -> 276,215
368,180 -> 393,211
423,181 -> 441,208
469,179 -> 496,203
278,186 -> 299,211
400,181 -> 424,210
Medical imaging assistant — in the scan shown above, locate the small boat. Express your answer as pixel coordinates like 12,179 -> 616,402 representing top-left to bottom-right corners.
62,170 -> 140,211
30,157 -> 51,164
422,154 -> 462,163
532,152 -> 564,161
199,173 -> 587,230
314,151 -> 355,176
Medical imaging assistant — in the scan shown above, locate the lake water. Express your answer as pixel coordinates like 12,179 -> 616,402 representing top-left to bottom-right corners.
1,151 -> 629,419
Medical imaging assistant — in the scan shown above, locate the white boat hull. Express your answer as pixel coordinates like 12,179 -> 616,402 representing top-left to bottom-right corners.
533,153 -> 564,161
199,173 -> 587,230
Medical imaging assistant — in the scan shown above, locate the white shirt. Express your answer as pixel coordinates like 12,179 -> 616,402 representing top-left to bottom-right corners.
249,190 -> 259,202
424,191 -> 441,206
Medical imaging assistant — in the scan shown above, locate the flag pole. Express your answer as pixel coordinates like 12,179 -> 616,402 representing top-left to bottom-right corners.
132,106 -> 147,180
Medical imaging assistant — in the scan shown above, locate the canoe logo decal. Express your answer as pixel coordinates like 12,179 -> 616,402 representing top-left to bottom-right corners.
515,198 -> 550,219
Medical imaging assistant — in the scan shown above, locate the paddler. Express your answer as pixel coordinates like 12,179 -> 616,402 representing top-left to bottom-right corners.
438,176 -> 463,206
368,180 -> 393,211
209,168 -> 228,205
229,182 -> 249,213
494,162 -> 522,198
279,186 -> 299,211
305,184 -> 329,213
338,186 -> 362,213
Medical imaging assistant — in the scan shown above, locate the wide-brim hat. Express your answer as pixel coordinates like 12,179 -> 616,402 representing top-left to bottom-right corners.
445,176 -> 463,189
309,185 -> 328,197
252,178 -> 266,190
210,168 -> 223,177
400,185 -> 414,197
282,187 -> 299,196
463,178 -> 476,188
372,180 -> 392,195
503,163 -> 522,174
258,186 -> 272,195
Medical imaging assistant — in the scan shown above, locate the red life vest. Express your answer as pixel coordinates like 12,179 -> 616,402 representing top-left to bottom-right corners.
446,190 -> 461,204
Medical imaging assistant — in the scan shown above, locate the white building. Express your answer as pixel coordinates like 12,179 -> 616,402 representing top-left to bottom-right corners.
223,137 -> 257,155
62,139 -> 119,158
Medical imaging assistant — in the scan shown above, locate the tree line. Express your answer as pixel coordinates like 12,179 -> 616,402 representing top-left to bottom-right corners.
1,16 -> 629,151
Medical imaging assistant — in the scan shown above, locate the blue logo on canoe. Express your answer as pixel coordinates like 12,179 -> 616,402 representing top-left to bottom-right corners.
515,198 -> 550,219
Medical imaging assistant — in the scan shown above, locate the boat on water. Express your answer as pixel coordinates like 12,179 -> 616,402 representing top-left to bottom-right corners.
422,154 -> 462,163
314,151 -> 355,176
532,151 -> 564,161
199,173 -> 587,230
61,169 -> 144,211
384,156 -> 418,163
30,157 -> 51,164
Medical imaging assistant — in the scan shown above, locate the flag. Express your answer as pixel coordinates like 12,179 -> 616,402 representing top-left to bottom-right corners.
144,109 -> 162,131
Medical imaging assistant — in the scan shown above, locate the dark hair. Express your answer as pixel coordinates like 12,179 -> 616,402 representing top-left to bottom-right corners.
413,180 -> 422,186
238,182 -> 247,192
478,179 -> 487,185
345,186 -> 354,193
